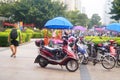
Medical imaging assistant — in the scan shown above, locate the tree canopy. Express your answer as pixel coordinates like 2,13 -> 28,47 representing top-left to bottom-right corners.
0,0 -> 93,29
0,0 -> 67,28
109,0 -> 120,21
65,10 -> 89,27
88,14 -> 101,29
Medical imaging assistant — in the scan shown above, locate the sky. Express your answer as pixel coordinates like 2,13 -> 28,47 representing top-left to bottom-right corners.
81,0 -> 106,19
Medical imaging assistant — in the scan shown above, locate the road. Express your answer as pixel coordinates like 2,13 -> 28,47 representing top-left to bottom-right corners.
0,39 -> 120,80
0,39 -> 80,80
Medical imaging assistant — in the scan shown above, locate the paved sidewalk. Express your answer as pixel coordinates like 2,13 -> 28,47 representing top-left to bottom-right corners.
85,62 -> 120,80
0,39 -> 80,80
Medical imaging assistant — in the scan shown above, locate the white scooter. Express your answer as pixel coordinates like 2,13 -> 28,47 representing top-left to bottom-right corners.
73,37 -> 89,65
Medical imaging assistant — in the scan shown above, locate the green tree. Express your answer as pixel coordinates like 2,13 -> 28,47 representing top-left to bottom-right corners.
88,14 -> 101,29
109,0 -> 120,22
65,10 -> 89,27
0,3 -> 14,18
78,13 -> 89,27
0,0 -> 67,28
65,10 -> 79,25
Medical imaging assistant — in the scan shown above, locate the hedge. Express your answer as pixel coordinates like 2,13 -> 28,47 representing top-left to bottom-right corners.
33,32 -> 43,38
1,28 -> 120,46
0,32 -> 9,47
0,32 -> 31,47
32,30 -> 52,38
85,36 -> 120,45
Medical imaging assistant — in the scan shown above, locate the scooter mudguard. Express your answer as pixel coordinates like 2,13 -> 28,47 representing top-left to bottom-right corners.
110,46 -> 116,56
34,55 -> 41,63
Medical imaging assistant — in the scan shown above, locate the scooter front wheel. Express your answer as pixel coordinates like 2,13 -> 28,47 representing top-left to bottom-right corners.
66,59 -> 79,72
82,57 -> 89,65
39,57 -> 48,67
78,54 -> 88,65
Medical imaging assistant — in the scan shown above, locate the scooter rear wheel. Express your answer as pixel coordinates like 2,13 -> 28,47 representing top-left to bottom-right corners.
117,60 -> 120,66
39,57 -> 48,67
66,59 -> 79,72
116,49 -> 120,66
101,55 -> 116,69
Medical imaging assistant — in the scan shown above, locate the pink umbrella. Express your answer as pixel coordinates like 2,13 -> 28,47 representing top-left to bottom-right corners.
73,26 -> 87,31
95,27 -> 106,32
51,39 -> 63,44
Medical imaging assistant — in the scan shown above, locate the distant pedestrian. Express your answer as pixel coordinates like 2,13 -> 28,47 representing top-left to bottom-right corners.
8,23 -> 22,58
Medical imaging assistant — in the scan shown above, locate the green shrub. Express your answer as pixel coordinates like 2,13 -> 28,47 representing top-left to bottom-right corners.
20,32 -> 31,43
32,30 -> 52,38
4,28 -> 11,32
85,36 -> 120,45
24,28 -> 34,33
33,32 -> 43,38
21,33 -> 27,43
22,28 -> 34,38
0,28 -> 33,46
25,33 -> 31,42
0,32 -> 9,47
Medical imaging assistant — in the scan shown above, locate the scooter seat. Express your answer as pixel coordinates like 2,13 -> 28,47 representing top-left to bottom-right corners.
44,46 -> 58,52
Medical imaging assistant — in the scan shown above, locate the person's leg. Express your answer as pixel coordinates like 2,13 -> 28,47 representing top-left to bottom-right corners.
13,46 -> 17,58
10,45 -> 15,57
13,40 -> 19,58
10,40 -> 18,58
10,45 -> 14,53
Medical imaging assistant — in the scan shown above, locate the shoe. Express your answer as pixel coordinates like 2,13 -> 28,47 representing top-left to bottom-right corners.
93,59 -> 98,66
93,61 -> 97,66
13,55 -> 16,58
10,54 -> 14,57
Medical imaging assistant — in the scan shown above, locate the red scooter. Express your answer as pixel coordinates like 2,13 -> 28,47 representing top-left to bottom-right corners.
34,40 -> 79,72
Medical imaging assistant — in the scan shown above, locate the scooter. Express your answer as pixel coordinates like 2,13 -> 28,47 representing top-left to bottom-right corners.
93,38 -> 116,69
72,37 -> 89,65
34,39 -> 79,72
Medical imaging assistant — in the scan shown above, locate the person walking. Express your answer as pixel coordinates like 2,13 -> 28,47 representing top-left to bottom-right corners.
8,23 -> 22,58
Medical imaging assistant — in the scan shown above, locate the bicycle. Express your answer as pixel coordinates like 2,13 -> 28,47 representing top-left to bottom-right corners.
115,46 -> 120,66
93,45 -> 116,69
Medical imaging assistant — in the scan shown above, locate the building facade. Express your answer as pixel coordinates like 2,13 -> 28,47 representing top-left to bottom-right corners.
103,0 -> 115,25
53,0 -> 81,12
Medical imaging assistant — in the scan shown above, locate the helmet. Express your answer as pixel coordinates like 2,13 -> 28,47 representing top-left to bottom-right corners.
109,40 -> 115,43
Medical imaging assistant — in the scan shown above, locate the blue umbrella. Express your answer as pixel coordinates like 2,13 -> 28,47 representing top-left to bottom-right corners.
44,17 -> 73,29
106,23 -> 120,32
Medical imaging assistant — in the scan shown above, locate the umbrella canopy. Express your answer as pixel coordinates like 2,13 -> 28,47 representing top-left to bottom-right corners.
73,26 -> 87,31
44,17 -> 73,29
95,27 -> 106,32
106,23 -> 120,32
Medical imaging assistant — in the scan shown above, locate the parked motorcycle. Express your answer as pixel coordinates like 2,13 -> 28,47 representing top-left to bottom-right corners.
72,37 -> 89,65
93,38 -> 116,69
34,39 -> 79,72
108,39 -> 120,66
86,38 -> 97,59
116,46 -> 120,66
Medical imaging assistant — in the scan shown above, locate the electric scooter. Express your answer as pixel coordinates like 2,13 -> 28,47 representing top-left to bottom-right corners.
34,39 -> 79,72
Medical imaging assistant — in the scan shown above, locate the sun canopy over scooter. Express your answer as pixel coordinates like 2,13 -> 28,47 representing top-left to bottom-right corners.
106,23 -> 120,32
44,17 -> 73,29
